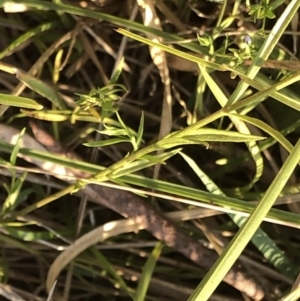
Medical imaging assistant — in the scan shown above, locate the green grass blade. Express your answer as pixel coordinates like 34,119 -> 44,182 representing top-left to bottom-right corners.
0,21 -> 59,59
180,152 -> 297,277
0,93 -> 43,110
90,247 -> 135,300
135,242 -> 164,301
16,71 -> 66,109
225,72 -> 300,112
117,29 -> 225,71
3,0 -> 207,54
199,65 -> 264,194
187,139 -> 300,301
231,72 -> 300,111
0,139 -> 299,228
185,128 -> 265,142
225,113 -> 295,154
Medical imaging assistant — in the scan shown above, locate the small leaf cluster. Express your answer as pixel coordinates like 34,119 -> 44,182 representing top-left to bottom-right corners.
248,0 -> 276,21
197,34 -> 214,55
228,36 -> 256,66
247,0 -> 276,32
84,112 -> 144,152
72,83 -> 126,122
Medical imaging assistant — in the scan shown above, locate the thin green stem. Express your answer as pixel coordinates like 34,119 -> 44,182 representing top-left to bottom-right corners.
91,110 -> 225,181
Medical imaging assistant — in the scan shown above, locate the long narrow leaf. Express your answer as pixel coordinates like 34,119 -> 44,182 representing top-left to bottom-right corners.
0,93 -> 43,110
135,242 -> 164,301
188,139 -> 300,301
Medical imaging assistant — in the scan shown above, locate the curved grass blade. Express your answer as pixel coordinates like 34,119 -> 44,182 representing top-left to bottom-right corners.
199,64 -> 263,195
225,113 -> 295,156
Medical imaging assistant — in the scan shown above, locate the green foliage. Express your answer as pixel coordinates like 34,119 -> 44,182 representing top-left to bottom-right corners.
0,93 -> 43,111
197,34 -> 214,55
73,84 -> 126,122
1,128 -> 28,215
248,0 -> 276,32
0,1 -> 299,301
84,112 -> 144,152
